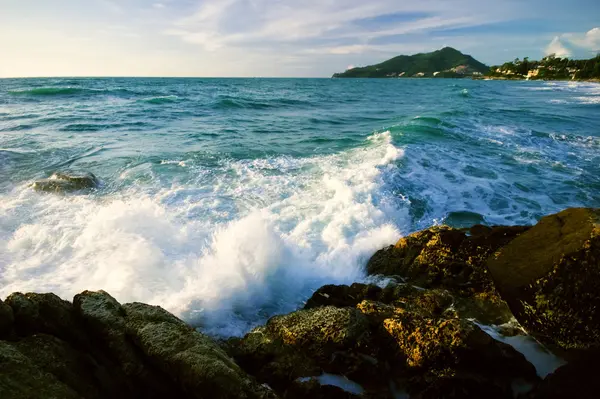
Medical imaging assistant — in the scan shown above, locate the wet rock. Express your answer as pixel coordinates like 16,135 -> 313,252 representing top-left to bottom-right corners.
32,171 -> 99,193
0,340 -> 80,399
12,334 -> 122,399
1,290 -> 275,399
226,306 -> 371,393
123,301 -> 268,399
284,379 -> 363,399
525,355 -> 600,399
413,377 -> 510,399
304,283 -> 384,310
366,225 -> 529,324
487,208 -> 600,351
5,292 -> 88,344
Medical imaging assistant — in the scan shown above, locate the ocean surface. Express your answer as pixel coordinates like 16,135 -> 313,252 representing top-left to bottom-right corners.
1,78 -> 599,336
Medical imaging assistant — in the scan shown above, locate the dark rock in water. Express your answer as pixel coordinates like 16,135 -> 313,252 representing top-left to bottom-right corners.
0,290 -> 274,399
228,285 -> 539,398
487,208 -> 600,352
225,306 -> 370,392
366,225 -> 530,324
284,379 -> 363,399
31,171 -> 99,193
525,354 -> 600,399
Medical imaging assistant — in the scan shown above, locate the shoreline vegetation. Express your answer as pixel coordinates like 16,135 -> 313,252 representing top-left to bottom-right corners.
332,47 -> 600,82
2,207 -> 599,398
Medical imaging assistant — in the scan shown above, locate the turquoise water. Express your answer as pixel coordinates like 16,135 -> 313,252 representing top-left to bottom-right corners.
1,78 -> 599,335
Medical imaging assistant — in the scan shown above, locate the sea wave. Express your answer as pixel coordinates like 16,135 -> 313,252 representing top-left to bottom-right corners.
138,95 -> 181,104
8,87 -> 88,96
0,131 -> 406,336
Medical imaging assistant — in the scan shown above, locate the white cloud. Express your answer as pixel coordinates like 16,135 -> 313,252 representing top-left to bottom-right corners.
547,27 -> 600,59
545,36 -> 571,58
0,0 -> 597,77
564,27 -> 600,53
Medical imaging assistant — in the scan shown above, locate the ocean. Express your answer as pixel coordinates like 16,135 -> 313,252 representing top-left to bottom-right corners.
1,77 -> 599,336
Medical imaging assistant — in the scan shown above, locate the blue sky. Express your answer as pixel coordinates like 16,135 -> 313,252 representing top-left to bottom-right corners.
1,0 -> 599,77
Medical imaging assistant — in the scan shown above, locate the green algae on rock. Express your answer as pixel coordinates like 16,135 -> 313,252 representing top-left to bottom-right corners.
487,208 -> 600,352
31,171 -> 99,193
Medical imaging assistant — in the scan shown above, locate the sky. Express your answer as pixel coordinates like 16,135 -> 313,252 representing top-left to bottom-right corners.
0,0 -> 599,77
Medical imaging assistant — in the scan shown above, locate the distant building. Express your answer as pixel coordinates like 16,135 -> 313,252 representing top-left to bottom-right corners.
399,72 -> 406,77
453,65 -> 469,74
526,69 -> 540,79
433,71 -> 441,76
414,72 -> 425,77
472,72 -> 482,76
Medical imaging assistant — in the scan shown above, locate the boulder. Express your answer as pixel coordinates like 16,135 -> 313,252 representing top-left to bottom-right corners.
5,292 -> 88,345
525,355 -> 600,399
366,225 -> 529,324
307,282 -> 503,326
123,301 -> 269,399
32,171 -> 99,193
226,306 -> 371,392
0,340 -> 80,399
0,290 -> 274,399
230,285 -> 539,398
12,334 -> 123,399
486,208 -> 600,351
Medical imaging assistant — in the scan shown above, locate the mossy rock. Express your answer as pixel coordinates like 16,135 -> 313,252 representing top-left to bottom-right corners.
0,340 -> 80,399
366,225 -> 529,298
226,306 -> 371,393
487,208 -> 600,351
352,297 -> 538,397
31,172 -> 99,193
306,282 -> 509,325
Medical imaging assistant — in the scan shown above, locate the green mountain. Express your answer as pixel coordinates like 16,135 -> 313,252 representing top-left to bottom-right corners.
332,47 -> 489,78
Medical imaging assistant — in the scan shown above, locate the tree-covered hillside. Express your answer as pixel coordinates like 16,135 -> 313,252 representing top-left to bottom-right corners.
488,54 -> 600,80
332,47 -> 489,78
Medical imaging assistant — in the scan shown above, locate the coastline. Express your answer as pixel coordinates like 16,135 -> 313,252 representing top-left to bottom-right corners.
2,207 -> 599,398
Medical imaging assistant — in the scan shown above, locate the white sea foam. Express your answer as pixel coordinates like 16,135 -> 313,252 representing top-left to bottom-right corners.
0,131 -> 406,336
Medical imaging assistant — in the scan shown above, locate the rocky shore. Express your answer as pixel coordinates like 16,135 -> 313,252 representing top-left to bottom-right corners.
1,208 -> 599,398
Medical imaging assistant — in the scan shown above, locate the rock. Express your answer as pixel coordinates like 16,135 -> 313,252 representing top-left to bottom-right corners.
123,301 -> 269,399
304,283 -> 384,310
0,290 -> 274,399
284,379 -> 363,399
486,208 -> 600,351
413,377 -> 510,399
5,292 -> 88,344
32,171 -> 99,193
366,225 -> 529,324
226,306 -> 371,393
230,284 -> 538,398
0,340 -> 80,399
525,355 -> 600,399
12,334 -> 123,399
0,299 -> 13,338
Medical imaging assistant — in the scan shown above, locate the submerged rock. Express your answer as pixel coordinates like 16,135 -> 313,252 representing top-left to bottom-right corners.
487,208 -> 600,352
31,171 -> 99,193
